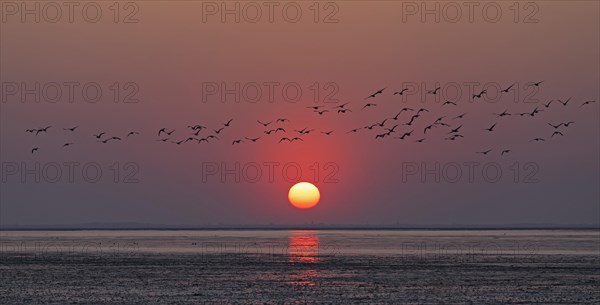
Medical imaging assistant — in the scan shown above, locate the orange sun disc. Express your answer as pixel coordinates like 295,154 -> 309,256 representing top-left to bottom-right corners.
288,182 -> 320,209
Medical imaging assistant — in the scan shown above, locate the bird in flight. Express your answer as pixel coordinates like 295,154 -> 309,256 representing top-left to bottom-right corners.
362,103 -> 377,110
494,109 -> 511,117
337,108 -> 352,114
63,126 -> 78,132
315,110 -> 329,115
257,120 -> 272,127
397,130 -> 414,140
375,133 -> 389,139
416,108 -> 429,115
562,121 -> 575,127
232,139 -> 244,145
404,114 -> 420,126
35,126 -> 51,135
99,137 -> 120,143
127,131 -> 140,137
347,128 -> 362,134
393,88 -> 408,95
277,118 -> 290,123
93,132 -> 106,139
453,113 -> 467,119
366,88 -> 385,99
473,89 -> 487,99
223,119 -> 233,127
529,138 -> 545,142
423,124 -> 437,134
542,100 -> 554,108
551,131 -> 564,137
580,100 -> 597,108
171,139 -> 185,145
321,130 -> 334,136
214,127 -> 225,134
265,128 -> 285,135
448,125 -> 463,134
500,83 -> 515,94
415,138 -> 426,143
501,149 -> 511,156
376,119 -> 388,127
188,125 -> 206,131
442,101 -> 457,106
31,147 -> 39,154
157,138 -> 169,142
548,123 -> 562,129
445,134 -> 464,141
477,149 -> 493,155
427,87 -> 441,95
245,137 -> 261,142
158,128 -> 173,136
385,124 -> 399,133
557,97 -> 571,106
279,137 -> 303,143
335,102 -> 350,109
485,123 -> 497,132
306,106 -> 324,110
527,80 -> 544,88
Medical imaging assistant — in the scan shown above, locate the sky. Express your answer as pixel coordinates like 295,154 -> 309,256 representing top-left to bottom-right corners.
1,1 -> 599,227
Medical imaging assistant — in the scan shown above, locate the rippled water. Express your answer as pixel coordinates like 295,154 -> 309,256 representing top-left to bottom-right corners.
1,230 -> 599,304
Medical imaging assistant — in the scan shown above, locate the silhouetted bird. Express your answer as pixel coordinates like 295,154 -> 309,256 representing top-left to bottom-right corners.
232,139 -> 243,145
558,97 -> 571,106
527,80 -> 544,88
245,137 -> 261,142
551,131 -> 564,137
427,87 -> 441,95
448,125 -> 463,134
543,100 -> 554,108
477,149 -> 493,155
485,123 -> 497,132
494,109 -> 511,117
127,131 -> 140,137
501,149 -> 511,156
223,119 -> 233,127
93,132 -> 106,139
321,131 -> 334,135
362,103 -> 377,110
31,147 -> 39,154
529,138 -> 545,142
35,126 -> 51,135
366,88 -> 385,99
394,88 -> 408,95
397,130 -> 413,140
453,113 -> 466,119
257,120 -> 272,127
442,101 -> 457,106
473,90 -> 487,99
63,126 -> 78,132
580,100 -> 597,108
500,83 -> 515,93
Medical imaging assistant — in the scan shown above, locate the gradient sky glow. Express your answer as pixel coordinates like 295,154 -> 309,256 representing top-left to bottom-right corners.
1,1 -> 599,226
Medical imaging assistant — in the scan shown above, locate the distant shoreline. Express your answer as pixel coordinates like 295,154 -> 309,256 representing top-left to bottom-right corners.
1,226 -> 599,231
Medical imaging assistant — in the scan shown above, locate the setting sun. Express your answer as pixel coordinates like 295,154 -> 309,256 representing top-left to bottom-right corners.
288,182 -> 320,209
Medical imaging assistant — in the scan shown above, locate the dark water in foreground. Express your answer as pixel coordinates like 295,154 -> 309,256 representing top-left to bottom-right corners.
1,230 -> 599,304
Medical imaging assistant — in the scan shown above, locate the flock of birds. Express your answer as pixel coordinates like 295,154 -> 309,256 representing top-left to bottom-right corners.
24,81 -> 597,156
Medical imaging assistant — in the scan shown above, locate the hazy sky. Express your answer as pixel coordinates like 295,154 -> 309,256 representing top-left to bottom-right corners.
1,1 -> 598,226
